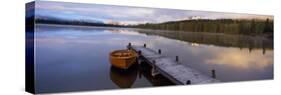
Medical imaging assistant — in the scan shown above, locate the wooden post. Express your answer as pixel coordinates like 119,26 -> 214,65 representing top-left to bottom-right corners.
144,44 -> 146,48
151,60 -> 159,77
128,43 -> 131,47
152,60 -> 156,72
127,43 -> 132,49
176,56 -> 179,62
158,49 -> 161,54
211,69 -> 216,78
186,80 -> 191,84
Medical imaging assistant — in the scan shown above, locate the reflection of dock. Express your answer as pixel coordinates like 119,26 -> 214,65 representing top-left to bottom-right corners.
128,43 -> 219,85
110,64 -> 174,88
138,63 -> 175,86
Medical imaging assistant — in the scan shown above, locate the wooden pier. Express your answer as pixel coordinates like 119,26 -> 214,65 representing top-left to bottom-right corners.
127,43 -> 219,85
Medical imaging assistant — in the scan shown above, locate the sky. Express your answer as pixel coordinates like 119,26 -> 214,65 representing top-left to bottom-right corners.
34,0 -> 273,25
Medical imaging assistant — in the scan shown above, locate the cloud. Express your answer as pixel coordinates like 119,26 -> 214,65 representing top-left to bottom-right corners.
35,1 -> 273,24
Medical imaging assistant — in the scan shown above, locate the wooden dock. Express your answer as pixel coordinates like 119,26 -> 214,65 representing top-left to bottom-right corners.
127,43 -> 219,85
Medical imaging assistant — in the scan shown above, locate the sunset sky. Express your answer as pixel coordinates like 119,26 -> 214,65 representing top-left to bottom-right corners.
35,1 -> 273,25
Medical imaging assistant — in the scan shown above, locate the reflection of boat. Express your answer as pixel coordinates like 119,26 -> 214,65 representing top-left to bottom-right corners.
110,63 -> 174,88
109,49 -> 137,69
110,66 -> 137,88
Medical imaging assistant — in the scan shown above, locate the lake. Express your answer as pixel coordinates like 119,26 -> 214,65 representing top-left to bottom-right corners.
33,24 -> 273,93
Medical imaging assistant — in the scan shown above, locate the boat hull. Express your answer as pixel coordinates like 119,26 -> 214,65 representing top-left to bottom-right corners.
109,50 -> 137,69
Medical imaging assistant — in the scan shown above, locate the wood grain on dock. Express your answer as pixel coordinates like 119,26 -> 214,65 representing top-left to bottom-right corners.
128,45 -> 219,85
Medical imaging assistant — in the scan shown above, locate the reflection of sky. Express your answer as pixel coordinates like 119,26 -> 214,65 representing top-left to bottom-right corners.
145,36 -> 273,81
35,1 -> 273,25
146,36 -> 273,71
35,25 -> 154,93
35,24 -> 273,92
205,48 -> 273,70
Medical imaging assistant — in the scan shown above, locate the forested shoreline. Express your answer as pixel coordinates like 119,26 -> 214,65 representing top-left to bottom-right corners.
131,19 -> 273,38
31,15 -> 274,38
35,17 -> 126,28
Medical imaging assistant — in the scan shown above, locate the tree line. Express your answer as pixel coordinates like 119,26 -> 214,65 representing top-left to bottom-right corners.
131,19 -> 273,37
35,17 -> 126,28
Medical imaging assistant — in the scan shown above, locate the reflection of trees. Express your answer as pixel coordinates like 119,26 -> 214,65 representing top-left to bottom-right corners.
136,29 -> 273,50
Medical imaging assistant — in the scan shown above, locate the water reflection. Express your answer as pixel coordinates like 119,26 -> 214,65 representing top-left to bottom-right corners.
110,65 -> 138,88
134,29 -> 273,49
110,63 -> 174,88
137,63 -> 175,86
108,29 -> 273,81
35,24 -> 273,93
205,48 -> 273,69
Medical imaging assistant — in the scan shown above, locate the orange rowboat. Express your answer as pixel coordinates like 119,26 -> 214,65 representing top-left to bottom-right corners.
109,49 -> 138,69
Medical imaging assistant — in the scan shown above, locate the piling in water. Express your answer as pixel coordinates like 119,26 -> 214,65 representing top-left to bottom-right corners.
211,69 -> 216,78
186,80 -> 191,84
158,49 -> 161,54
176,56 -> 179,62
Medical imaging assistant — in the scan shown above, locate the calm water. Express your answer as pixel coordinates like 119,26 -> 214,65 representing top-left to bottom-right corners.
34,24 -> 273,93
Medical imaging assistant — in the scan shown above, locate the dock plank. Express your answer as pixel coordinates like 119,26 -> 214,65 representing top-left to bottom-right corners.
130,45 -> 219,85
